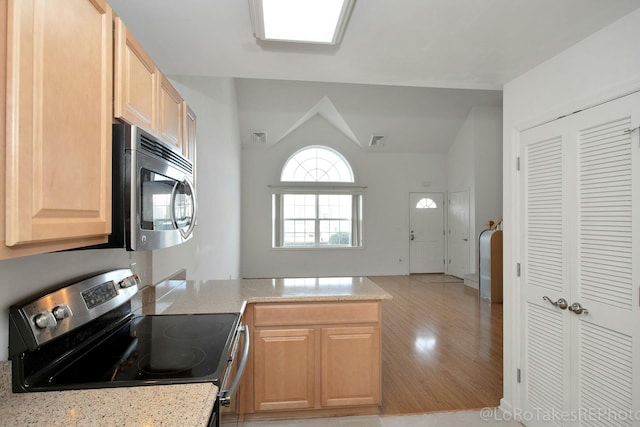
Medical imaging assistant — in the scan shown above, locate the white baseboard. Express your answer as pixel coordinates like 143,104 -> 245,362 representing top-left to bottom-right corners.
463,273 -> 479,290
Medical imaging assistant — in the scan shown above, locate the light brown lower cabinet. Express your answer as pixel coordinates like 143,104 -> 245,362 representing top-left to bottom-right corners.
243,301 -> 382,419
254,328 -> 316,411
321,325 -> 380,407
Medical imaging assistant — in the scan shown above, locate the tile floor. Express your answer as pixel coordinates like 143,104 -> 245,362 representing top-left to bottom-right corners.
243,410 -> 523,426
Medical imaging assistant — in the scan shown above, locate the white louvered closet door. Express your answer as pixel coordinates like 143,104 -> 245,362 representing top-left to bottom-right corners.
571,93 -> 640,427
520,119 -> 572,427
519,91 -> 640,427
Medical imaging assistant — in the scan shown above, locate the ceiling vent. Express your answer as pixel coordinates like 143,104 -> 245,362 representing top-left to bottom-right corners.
251,131 -> 268,144
369,135 -> 386,147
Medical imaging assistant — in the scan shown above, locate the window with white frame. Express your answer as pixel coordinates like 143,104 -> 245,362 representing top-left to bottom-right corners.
273,146 -> 363,248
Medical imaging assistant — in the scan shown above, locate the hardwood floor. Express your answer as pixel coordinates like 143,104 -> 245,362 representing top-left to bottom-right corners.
368,274 -> 503,415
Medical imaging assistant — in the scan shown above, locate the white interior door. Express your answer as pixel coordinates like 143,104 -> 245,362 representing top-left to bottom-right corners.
519,118 -> 572,426
570,94 -> 640,425
519,91 -> 640,426
409,193 -> 445,273
448,190 -> 469,278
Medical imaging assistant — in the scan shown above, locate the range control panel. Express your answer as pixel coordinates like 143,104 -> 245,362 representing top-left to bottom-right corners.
13,269 -> 141,350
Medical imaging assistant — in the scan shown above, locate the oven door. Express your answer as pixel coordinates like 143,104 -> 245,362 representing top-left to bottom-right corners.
131,150 -> 197,250
220,325 -> 250,426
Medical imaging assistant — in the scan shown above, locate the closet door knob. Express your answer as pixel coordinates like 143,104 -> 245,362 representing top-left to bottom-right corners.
568,302 -> 589,315
542,296 -> 568,310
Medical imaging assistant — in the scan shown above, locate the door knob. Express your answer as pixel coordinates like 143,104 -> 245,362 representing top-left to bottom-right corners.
410,231 -> 415,241
542,296 -> 568,310
568,302 -> 589,315
463,238 -> 468,242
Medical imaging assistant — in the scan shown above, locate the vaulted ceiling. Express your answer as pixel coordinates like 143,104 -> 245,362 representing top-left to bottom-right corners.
108,0 -> 640,90
233,78 -> 502,153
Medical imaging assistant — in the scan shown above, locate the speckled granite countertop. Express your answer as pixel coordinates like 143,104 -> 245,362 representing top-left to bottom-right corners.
137,276 -> 392,315
0,361 -> 217,426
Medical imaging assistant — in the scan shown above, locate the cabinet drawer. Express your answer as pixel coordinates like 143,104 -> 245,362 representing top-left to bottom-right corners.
253,302 -> 380,327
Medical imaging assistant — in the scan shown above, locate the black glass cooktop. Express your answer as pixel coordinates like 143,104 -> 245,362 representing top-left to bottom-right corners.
36,313 -> 239,390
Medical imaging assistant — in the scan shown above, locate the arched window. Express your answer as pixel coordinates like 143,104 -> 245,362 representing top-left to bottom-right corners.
416,198 -> 437,209
273,146 -> 362,248
281,146 -> 354,182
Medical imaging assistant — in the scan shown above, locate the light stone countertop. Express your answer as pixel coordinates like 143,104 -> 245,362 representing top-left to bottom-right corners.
138,276 -> 392,315
0,361 -> 217,426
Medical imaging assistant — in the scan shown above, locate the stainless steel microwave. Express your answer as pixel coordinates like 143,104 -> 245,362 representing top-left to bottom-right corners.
106,124 -> 197,251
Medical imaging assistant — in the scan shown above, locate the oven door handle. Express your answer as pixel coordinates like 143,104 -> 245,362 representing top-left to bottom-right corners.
219,325 -> 250,407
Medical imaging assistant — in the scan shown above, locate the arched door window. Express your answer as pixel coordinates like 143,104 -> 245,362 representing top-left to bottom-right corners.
416,198 -> 437,209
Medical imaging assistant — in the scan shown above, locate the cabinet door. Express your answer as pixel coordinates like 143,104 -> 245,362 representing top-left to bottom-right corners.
321,326 -> 381,407
254,328 -> 315,411
183,104 -> 196,187
159,75 -> 183,151
114,17 -> 158,132
5,0 -> 112,247
183,104 -> 197,162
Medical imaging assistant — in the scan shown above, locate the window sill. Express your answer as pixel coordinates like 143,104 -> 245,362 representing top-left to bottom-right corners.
271,246 -> 364,251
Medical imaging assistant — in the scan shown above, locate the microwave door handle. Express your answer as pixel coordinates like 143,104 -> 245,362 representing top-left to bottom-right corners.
179,177 -> 197,239
219,325 -> 250,407
169,181 -> 180,230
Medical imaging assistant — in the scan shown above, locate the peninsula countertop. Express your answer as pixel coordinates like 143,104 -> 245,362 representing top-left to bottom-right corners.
136,276 -> 392,315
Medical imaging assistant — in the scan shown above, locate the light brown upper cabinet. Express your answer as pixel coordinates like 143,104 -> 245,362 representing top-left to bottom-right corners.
113,17 -> 158,133
114,18 -> 185,153
183,104 -> 197,178
159,75 -> 184,151
1,0 -> 113,259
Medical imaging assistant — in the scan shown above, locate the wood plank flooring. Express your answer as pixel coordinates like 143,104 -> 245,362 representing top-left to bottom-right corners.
368,274 -> 503,415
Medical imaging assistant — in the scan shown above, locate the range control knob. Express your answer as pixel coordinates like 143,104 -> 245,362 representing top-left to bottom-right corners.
52,304 -> 73,321
119,275 -> 140,288
34,311 -> 57,329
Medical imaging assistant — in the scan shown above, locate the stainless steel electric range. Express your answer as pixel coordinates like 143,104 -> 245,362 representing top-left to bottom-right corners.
8,269 -> 249,427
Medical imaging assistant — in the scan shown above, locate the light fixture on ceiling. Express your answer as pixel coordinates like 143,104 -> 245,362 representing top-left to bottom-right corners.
248,0 -> 355,45
369,135 -> 386,147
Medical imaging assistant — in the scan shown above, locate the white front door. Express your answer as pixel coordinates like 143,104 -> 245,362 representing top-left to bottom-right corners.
519,91 -> 640,426
409,193 -> 445,273
448,190 -> 469,278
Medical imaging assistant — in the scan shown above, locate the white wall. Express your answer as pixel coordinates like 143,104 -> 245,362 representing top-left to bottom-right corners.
447,105 -> 503,274
153,76 -> 242,283
242,115 -> 447,278
0,249 -> 151,361
447,109 -> 475,273
473,106 -> 503,264
502,8 -> 640,413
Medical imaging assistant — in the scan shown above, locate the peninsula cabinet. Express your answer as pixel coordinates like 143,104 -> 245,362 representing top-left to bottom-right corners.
114,18 -> 185,153
1,0 -> 113,259
245,301 -> 381,419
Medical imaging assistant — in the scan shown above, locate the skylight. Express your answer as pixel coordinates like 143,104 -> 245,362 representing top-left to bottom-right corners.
249,0 -> 355,45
